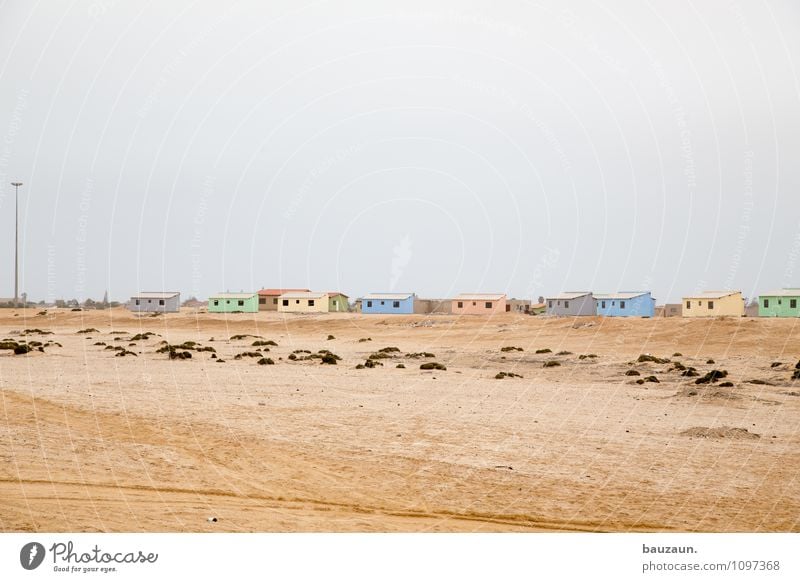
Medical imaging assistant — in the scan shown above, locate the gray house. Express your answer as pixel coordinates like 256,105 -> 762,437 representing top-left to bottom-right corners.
545,292 -> 595,316
128,291 -> 181,313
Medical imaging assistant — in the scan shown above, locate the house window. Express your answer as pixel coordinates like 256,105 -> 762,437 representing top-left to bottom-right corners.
778,299 -> 783,305
226,300 -> 231,304
273,298 -> 278,304
792,299 -> 797,309
238,300 -> 244,306
295,300 -> 300,304
393,301 -> 400,308
708,301 -> 714,310
764,299 -> 769,308
259,297 -> 266,305
472,302 -> 476,306
148,299 -> 152,303
548,300 -> 553,308
135,299 -> 140,305
366,301 -> 373,308
601,301 -> 606,308
686,301 -> 691,309
308,300 -> 315,307
282,299 -> 289,306
159,299 -> 165,306
457,301 -> 463,308
698,301 -> 703,306
380,301 -> 385,305
620,301 -> 625,309
564,301 -> 569,308
485,302 -> 492,309
213,300 -> 219,306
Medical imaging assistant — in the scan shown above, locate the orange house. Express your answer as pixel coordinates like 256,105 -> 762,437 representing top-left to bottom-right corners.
451,293 -> 507,315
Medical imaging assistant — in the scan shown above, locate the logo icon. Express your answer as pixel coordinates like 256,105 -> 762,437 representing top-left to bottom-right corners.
20,542 -> 45,570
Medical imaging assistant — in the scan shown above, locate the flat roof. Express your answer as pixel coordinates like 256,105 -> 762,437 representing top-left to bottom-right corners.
131,292 -> 180,299
209,293 -> 257,299
682,291 -> 741,300
279,292 -> 328,299
594,291 -> 651,300
547,292 -> 592,300
454,293 -> 506,301
258,288 -> 309,295
362,293 -> 415,300
760,289 -> 800,297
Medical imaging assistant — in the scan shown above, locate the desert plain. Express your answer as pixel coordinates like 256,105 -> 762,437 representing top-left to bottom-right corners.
1,308 -> 799,532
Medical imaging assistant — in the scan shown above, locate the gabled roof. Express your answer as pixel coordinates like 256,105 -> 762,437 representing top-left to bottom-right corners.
546,291 -> 592,300
209,292 -> 257,299
258,288 -> 309,296
453,293 -> 506,301
131,291 -> 180,299
279,291 -> 328,299
327,291 -> 349,298
759,288 -> 800,297
594,291 -> 651,300
683,290 -> 741,300
362,293 -> 414,300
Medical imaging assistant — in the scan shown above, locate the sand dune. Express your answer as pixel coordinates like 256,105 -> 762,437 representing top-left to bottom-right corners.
1,308 -> 799,532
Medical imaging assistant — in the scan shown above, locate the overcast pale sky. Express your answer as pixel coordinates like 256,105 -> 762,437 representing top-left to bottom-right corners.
1,0 -> 799,303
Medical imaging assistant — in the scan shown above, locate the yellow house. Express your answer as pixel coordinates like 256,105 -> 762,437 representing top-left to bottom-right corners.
277,291 -> 329,313
682,291 -> 744,317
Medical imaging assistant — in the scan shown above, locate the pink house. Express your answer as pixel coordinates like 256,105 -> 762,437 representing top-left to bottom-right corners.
451,293 -> 507,315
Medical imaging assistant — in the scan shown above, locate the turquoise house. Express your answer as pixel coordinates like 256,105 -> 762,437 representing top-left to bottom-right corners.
208,292 -> 259,313
758,289 -> 800,317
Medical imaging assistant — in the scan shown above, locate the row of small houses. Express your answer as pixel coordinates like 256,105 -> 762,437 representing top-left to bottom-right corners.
126,288 -> 800,317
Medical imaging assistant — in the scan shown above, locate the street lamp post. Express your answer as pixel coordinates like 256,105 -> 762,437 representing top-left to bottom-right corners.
11,182 -> 22,308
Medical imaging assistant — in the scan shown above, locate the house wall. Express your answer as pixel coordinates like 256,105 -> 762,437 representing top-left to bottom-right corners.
758,295 -> 800,317
278,296 -> 329,313
208,295 -> 259,313
258,294 -> 281,311
545,295 -> 595,316
128,295 -> 180,313
682,293 -> 744,317
596,294 -> 655,317
451,297 -> 507,315
362,296 -> 415,314
413,299 -> 451,314
328,294 -> 349,312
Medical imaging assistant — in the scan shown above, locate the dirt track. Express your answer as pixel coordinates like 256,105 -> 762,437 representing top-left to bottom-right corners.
1,308 -> 799,532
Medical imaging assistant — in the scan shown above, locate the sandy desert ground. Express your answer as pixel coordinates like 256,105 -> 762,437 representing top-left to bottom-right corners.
1,308 -> 799,532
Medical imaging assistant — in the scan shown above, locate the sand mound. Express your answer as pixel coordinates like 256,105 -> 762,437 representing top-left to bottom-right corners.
680,426 -> 760,440
675,386 -> 741,400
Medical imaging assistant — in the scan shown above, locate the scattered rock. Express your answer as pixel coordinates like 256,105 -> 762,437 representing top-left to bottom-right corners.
543,360 -> 561,368
535,348 -> 552,354
695,370 -> 728,384
501,346 -> 524,352
420,362 -> 446,371
637,354 -> 670,364
680,426 -> 760,440
257,357 -> 275,365
625,370 -> 640,376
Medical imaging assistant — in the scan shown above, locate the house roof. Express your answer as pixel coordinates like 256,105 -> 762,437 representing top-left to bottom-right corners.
760,288 -> 800,297
594,291 -> 651,300
279,291 -> 328,299
131,292 -> 180,299
209,293 -> 257,299
327,291 -> 349,298
683,290 -> 741,300
454,293 -> 506,301
362,293 -> 414,300
258,288 -> 309,296
547,292 -> 592,300
531,302 -> 546,309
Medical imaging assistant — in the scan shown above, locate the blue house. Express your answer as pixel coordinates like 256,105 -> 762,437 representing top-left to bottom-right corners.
361,293 -> 416,314
595,291 -> 655,317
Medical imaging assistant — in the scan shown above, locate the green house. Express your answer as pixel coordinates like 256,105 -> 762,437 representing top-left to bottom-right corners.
208,292 -> 259,313
758,289 -> 800,317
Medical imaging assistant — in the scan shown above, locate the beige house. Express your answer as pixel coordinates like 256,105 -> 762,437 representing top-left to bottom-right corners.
257,288 -> 310,311
277,291 -> 329,313
682,291 -> 744,317
506,298 -> 532,313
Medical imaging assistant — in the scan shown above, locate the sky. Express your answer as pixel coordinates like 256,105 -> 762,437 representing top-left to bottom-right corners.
0,0 -> 799,304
